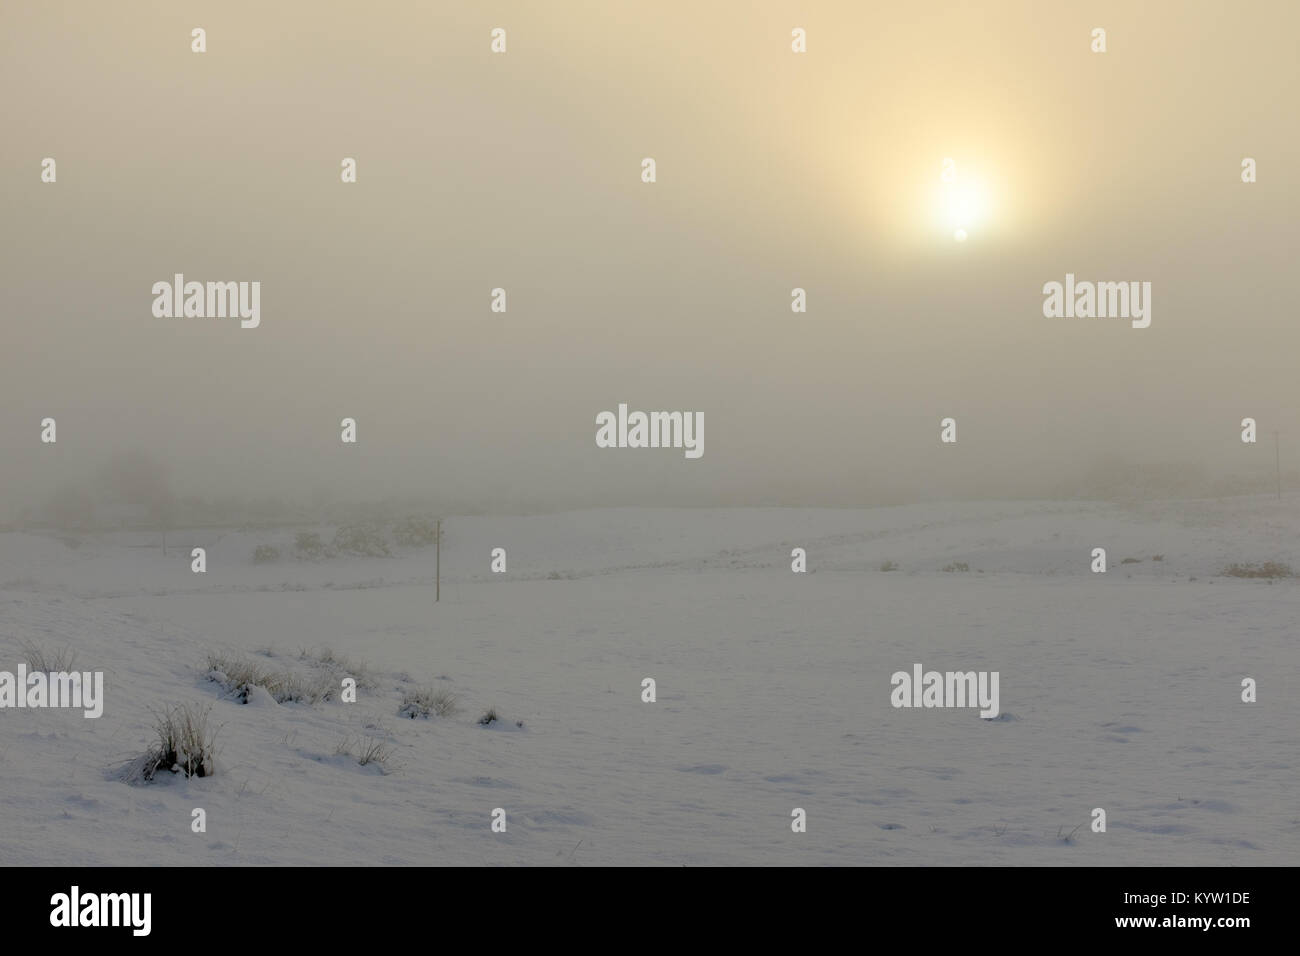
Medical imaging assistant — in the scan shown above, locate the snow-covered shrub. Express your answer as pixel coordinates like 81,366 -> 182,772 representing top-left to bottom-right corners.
332,523 -> 390,557
253,544 -> 281,564
294,531 -> 328,559
392,516 -> 439,547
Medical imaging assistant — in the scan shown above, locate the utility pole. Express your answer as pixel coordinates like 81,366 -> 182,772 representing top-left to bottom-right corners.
1274,431 -> 1282,501
436,518 -> 441,602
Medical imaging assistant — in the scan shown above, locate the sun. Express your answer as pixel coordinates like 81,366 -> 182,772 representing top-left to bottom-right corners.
933,172 -> 992,242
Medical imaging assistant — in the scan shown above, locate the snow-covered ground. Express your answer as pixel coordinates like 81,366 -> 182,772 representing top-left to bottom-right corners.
1,499 -> 1296,865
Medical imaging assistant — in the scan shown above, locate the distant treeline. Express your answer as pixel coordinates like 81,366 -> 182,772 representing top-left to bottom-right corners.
6,447 -> 1295,533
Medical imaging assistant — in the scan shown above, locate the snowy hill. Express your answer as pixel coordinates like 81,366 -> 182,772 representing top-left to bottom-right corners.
1,499 -> 1296,865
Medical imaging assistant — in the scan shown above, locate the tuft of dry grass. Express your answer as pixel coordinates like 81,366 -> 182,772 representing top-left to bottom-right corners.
399,687 -> 461,719
120,703 -> 219,782
206,652 -> 270,687
336,733 -> 394,769
476,708 -> 523,729
20,639 -> 76,672
1222,561 -> 1294,579
356,736 -> 392,766
205,652 -> 337,705
297,647 -> 377,690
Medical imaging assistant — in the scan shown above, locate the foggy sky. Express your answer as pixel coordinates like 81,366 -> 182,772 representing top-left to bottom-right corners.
3,1 -> 1297,517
